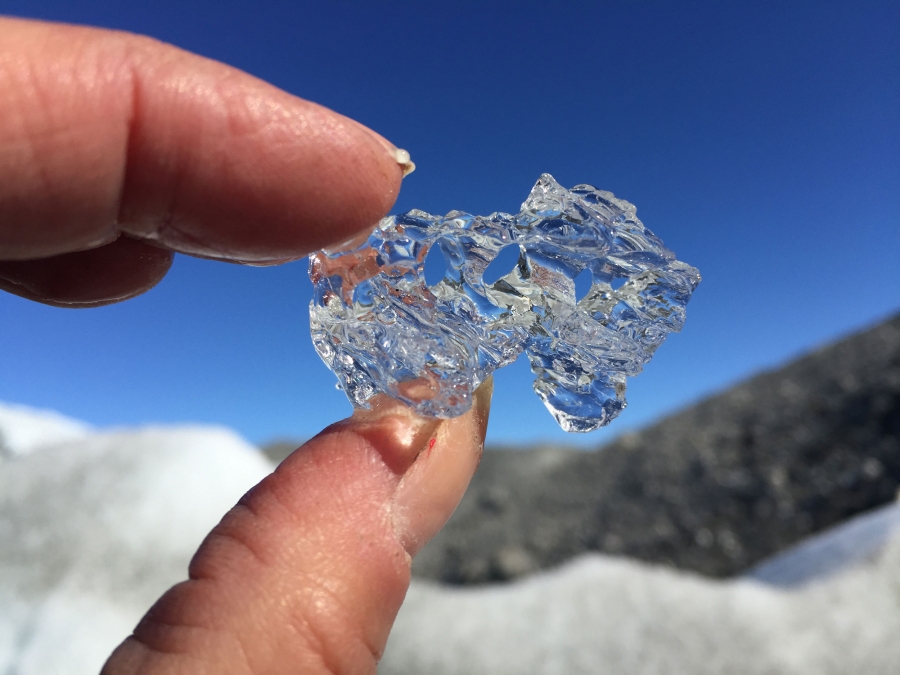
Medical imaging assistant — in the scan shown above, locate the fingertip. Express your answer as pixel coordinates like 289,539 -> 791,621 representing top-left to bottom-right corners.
0,17 -> 411,265
117,61 -> 410,262
340,394 -> 443,475
380,378 -> 493,557
101,382 -> 492,674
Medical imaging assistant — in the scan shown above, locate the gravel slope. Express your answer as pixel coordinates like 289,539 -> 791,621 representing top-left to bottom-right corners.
411,313 -> 900,583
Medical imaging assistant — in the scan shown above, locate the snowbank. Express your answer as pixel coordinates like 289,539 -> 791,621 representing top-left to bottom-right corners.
0,402 -> 92,457
382,503 -> 900,675
1,402 -> 898,674
0,404 -> 271,675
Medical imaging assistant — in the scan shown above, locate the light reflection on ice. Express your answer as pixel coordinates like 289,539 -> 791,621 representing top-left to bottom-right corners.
310,175 -> 700,432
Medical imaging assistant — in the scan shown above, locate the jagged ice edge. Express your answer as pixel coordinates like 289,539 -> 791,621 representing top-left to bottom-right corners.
309,174 -> 700,432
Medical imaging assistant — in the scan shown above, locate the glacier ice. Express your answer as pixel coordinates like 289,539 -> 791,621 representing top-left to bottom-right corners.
309,174 -> 700,432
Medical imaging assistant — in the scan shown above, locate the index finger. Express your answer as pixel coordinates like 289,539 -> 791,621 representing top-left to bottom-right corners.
0,17 -> 408,264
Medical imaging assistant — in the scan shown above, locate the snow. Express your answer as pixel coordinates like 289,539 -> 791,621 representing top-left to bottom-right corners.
0,404 -> 272,675
382,505 -> 900,674
0,402 -> 92,457
746,502 -> 900,587
1,402 -> 898,674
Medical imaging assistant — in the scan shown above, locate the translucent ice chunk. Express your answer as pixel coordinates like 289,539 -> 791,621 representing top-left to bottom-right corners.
309,174 -> 700,432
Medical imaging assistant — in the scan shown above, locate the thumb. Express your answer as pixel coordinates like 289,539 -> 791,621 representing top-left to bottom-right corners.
101,378 -> 492,675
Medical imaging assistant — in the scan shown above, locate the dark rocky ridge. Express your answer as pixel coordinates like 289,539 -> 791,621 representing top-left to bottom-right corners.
263,314 -> 900,584
411,313 -> 900,583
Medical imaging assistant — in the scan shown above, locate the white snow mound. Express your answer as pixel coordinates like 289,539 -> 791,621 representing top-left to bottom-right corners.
1,405 -> 898,675
382,503 -> 900,675
0,401 -> 92,457
0,421 -> 272,675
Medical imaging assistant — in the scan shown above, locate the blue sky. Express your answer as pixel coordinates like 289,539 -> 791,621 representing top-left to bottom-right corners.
1,1 -> 898,448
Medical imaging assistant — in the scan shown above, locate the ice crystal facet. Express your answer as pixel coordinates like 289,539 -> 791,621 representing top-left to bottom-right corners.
309,175 -> 700,432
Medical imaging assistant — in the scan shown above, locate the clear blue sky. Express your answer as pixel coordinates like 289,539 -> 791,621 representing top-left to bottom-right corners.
1,1 -> 898,448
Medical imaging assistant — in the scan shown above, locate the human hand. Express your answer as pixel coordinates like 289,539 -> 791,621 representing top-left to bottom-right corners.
0,17 -> 490,674
0,15 -> 411,306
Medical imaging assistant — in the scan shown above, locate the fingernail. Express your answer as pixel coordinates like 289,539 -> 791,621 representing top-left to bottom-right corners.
391,377 -> 493,556
472,376 -> 493,447
361,126 -> 416,178
345,395 -> 442,476
392,148 -> 416,178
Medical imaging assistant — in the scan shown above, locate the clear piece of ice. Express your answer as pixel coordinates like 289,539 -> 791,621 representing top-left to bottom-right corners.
309,174 -> 700,432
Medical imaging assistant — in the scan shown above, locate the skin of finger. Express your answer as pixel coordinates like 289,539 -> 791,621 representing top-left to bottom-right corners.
102,389 -> 490,675
0,235 -> 173,307
0,17 -> 403,263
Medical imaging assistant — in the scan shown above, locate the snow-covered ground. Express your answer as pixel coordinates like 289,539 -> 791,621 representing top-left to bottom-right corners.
382,510 -> 900,675
1,402 -> 898,675
0,405 -> 272,675
0,403 -> 92,458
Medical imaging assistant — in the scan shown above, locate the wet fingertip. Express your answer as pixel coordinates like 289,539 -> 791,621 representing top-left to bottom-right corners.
388,384 -> 493,557
345,396 -> 444,476
322,229 -> 374,255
